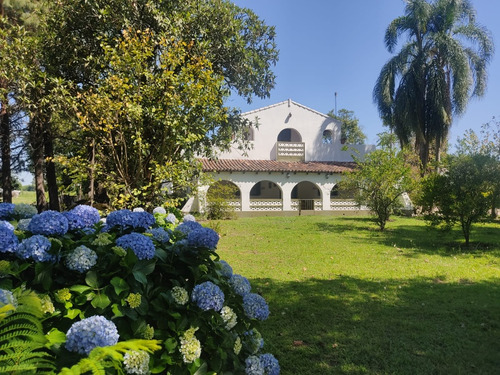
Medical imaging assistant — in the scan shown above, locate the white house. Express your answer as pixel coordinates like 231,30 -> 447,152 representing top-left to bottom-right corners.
184,99 -> 375,214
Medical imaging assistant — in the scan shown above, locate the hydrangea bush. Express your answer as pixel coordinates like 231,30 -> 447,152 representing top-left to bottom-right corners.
0,204 -> 279,374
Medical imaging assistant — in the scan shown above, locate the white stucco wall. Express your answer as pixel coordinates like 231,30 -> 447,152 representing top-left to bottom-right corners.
218,99 -> 374,162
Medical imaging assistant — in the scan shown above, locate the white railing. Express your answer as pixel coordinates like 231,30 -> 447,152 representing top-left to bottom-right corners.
249,199 -> 283,211
276,142 -> 305,161
227,200 -> 242,211
330,199 -> 367,211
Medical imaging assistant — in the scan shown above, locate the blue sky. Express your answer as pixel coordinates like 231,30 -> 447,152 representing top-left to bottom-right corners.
229,0 -> 500,146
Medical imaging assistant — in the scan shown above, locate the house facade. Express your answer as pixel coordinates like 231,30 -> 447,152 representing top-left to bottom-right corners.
183,99 -> 375,214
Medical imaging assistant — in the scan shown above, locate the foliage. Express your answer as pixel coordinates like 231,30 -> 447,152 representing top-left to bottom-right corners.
206,181 -> 240,220
71,28 -> 229,209
419,154 -> 492,245
0,205 -> 279,373
40,0 -> 277,209
327,108 -> 367,145
373,0 -> 494,171
456,118 -> 500,217
0,289 -> 55,374
343,144 -> 417,230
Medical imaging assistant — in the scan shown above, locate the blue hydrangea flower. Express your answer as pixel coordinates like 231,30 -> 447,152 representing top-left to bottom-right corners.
12,203 -> 37,219
28,211 -> 69,236
217,260 -> 233,278
191,281 -> 225,312
146,227 -> 170,244
175,221 -> 202,235
243,293 -> 270,320
133,211 -> 155,230
64,205 -> 100,231
0,221 -> 14,231
0,226 -> 19,253
0,226 -> 19,254
229,274 -> 251,296
116,233 -> 155,260
0,289 -> 17,308
152,206 -> 166,215
106,210 -> 155,231
187,227 -> 219,249
66,245 -> 98,273
260,354 -> 280,375
0,203 -> 14,220
17,219 -> 31,231
106,209 -> 136,229
65,315 -> 119,355
166,213 -> 177,224
245,355 -> 264,375
16,235 -> 56,262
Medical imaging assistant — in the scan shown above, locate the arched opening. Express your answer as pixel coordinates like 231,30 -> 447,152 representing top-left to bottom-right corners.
277,128 -> 302,142
249,180 -> 283,211
207,180 -> 241,212
322,130 -> 333,144
291,181 -> 322,211
330,183 -> 355,199
250,180 -> 282,199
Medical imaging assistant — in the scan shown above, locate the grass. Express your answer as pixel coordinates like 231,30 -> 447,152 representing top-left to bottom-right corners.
213,215 -> 500,375
12,191 -> 36,205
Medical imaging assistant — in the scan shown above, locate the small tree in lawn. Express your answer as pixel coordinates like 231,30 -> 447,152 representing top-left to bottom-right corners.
343,140 -> 416,231
419,154 -> 491,246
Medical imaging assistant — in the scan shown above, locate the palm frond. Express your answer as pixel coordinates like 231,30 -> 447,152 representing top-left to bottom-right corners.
0,308 -> 55,373
59,339 -> 162,375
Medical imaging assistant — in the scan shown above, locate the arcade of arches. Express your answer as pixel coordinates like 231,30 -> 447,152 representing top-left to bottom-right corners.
203,179 -> 357,212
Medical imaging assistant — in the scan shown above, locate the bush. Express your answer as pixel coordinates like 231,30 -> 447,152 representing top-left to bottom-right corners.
0,205 -> 279,374
206,181 -> 239,220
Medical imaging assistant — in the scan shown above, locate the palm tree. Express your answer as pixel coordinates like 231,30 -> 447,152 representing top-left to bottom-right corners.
373,0 -> 494,172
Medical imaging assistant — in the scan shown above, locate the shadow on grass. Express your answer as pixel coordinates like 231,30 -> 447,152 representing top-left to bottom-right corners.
252,276 -> 500,375
315,217 -> 500,256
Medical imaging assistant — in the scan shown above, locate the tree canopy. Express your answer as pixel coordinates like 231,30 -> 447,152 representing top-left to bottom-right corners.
1,0 -> 278,210
327,108 -> 367,145
343,140 -> 418,230
373,0 -> 494,172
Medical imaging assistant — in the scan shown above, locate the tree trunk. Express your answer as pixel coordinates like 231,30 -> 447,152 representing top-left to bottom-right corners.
0,103 -> 12,203
435,138 -> 441,174
1,6 -> 12,203
44,126 -> 60,211
491,190 -> 499,219
29,118 -> 46,212
89,138 -> 95,205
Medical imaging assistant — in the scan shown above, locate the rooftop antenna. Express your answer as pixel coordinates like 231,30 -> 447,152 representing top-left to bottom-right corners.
334,92 -> 337,116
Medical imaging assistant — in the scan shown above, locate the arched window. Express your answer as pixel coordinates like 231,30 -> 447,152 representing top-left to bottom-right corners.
322,130 -> 333,144
277,128 -> 302,142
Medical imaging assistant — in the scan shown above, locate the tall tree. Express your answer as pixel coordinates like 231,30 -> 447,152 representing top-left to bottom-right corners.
39,0 -> 277,208
373,0 -> 494,172
0,0 -> 44,205
327,108 -> 367,144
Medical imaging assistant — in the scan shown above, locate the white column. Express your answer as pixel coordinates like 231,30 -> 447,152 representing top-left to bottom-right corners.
239,182 -> 252,211
280,181 -> 295,211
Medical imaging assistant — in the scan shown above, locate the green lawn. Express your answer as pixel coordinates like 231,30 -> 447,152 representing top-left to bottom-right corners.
213,215 -> 500,375
12,191 -> 37,205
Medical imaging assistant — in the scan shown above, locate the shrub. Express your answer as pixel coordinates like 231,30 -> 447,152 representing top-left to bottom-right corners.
0,206 -> 278,374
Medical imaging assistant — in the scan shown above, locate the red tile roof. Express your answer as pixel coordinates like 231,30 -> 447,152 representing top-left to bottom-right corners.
200,159 -> 356,173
